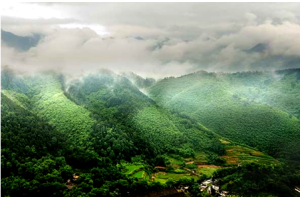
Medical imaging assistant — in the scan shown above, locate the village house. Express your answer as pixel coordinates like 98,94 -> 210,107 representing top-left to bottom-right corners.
200,179 -> 229,197
66,173 -> 80,190
73,173 -> 79,180
219,191 -> 229,197
66,179 -> 76,190
175,185 -> 189,193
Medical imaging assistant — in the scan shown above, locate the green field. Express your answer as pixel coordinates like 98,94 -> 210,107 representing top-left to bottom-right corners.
194,151 -> 207,163
123,163 -> 144,175
133,171 -> 145,179
155,172 -> 194,183
198,167 -> 219,177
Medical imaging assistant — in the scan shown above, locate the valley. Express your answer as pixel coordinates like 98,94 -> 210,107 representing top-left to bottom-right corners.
1,67 -> 300,197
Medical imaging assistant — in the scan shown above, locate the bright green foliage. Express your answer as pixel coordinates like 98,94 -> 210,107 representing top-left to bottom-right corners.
2,89 -> 31,110
123,163 -> 144,175
155,173 -> 194,183
27,73 -> 95,145
1,85 -> 168,197
134,106 -> 225,156
2,67 -> 300,197
133,106 -> 186,152
147,69 -> 300,162
199,167 -> 219,177
1,93 -> 66,160
2,156 -> 70,196
66,71 -> 154,123
132,171 -> 145,179
66,71 -> 225,157
1,92 -> 69,196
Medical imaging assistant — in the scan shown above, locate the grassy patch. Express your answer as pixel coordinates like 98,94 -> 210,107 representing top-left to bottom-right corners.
173,169 -> 186,174
194,151 -> 207,163
155,172 -> 193,182
1,90 -> 30,110
133,171 -> 144,179
123,163 -> 144,175
198,167 -> 219,177
220,139 -> 231,144
166,155 -> 185,167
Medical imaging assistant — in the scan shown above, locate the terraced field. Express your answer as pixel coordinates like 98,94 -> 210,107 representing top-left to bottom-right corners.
154,172 -> 194,183
122,163 -> 144,175
149,140 -> 278,183
133,171 -> 146,179
121,163 -> 149,180
219,140 -> 278,165
197,165 -> 222,177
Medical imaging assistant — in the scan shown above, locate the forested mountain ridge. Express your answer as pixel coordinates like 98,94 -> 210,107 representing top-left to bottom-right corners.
64,70 -> 225,156
1,67 -> 300,197
121,72 -> 156,90
147,69 -> 300,162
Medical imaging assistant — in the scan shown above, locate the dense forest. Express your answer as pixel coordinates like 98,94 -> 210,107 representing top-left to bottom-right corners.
148,69 -> 300,162
1,67 -> 300,196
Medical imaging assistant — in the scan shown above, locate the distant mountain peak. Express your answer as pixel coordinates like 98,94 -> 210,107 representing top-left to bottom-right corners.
246,43 -> 269,53
1,29 -> 41,52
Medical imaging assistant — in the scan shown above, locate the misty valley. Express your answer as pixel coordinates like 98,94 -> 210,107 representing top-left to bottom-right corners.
1,67 -> 300,197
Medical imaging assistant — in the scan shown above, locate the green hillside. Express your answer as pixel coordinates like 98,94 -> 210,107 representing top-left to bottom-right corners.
26,73 -> 95,146
1,70 -> 96,147
226,69 -> 300,119
65,71 -> 225,157
2,68 -> 299,197
1,92 -> 69,196
147,70 -> 300,161
122,72 -> 156,89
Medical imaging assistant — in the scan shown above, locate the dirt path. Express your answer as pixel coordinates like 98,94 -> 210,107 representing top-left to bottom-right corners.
197,165 -> 222,168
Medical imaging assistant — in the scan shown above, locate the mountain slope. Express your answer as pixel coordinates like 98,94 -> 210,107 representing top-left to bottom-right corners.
1,68 -> 226,158
1,92 -> 70,196
147,70 -> 300,161
27,73 -> 95,145
65,71 -> 225,156
1,29 -> 41,51
2,68 -> 297,197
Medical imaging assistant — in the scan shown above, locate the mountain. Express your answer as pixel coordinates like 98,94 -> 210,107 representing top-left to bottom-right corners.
1,29 -> 41,51
1,67 -> 300,197
1,67 -> 226,164
1,91 -> 69,196
64,70 -> 224,156
147,69 -> 300,162
121,72 -> 156,90
245,43 -> 269,53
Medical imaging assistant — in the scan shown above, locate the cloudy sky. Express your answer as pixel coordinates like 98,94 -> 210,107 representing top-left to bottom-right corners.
2,3 -> 300,77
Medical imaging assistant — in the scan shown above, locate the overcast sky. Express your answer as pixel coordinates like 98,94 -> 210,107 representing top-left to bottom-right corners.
2,3 -> 300,77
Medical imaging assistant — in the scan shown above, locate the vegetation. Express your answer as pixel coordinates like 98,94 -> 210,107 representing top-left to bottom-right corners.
65,71 -> 225,157
2,67 -> 300,196
147,69 -> 300,163
28,73 -> 95,146
213,163 -> 300,196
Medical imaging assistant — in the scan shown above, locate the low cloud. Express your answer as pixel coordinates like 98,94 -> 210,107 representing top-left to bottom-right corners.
2,3 -> 300,77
